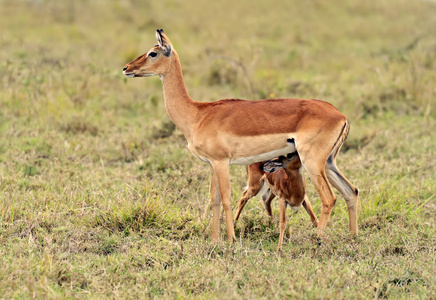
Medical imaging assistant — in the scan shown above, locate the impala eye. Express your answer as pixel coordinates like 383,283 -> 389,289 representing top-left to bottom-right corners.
148,52 -> 157,57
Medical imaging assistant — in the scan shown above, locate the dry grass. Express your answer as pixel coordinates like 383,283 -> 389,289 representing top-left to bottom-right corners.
1,0 -> 435,298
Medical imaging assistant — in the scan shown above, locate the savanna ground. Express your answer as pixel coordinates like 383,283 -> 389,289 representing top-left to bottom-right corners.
1,0 -> 435,298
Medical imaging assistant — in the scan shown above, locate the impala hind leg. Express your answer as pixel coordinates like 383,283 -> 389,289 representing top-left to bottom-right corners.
302,159 -> 337,236
326,154 -> 359,235
210,161 -> 236,243
302,194 -> 319,228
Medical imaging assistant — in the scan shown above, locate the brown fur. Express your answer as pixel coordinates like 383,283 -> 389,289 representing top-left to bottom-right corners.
262,156 -> 317,251
235,155 -> 319,251
123,29 -> 358,243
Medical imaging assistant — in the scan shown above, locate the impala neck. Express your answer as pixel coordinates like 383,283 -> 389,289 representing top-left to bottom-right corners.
161,51 -> 197,140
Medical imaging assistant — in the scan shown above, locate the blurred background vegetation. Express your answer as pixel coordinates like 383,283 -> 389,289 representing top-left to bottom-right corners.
0,0 -> 435,298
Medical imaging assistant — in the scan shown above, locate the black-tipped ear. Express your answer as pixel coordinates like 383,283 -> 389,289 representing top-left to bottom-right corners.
156,29 -> 165,46
287,152 -> 297,159
259,163 -> 265,172
155,29 -> 172,57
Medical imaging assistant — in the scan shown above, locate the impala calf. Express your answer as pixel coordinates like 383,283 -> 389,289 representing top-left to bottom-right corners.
235,153 -> 319,231
259,154 -> 316,251
123,29 -> 359,243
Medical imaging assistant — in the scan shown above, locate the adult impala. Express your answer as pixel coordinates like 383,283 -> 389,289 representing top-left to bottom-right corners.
123,29 -> 359,243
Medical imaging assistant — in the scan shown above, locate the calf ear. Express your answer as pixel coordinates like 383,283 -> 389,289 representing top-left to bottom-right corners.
286,151 -> 298,160
259,161 -> 284,173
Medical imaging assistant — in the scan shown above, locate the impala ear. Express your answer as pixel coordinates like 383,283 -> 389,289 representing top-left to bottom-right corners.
286,151 -> 298,160
156,29 -> 172,57
156,29 -> 165,46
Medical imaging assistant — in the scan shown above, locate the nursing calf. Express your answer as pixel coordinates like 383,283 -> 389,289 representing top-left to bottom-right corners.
235,153 -> 319,251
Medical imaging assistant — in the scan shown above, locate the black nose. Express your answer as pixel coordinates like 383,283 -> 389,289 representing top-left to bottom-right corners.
123,67 -> 128,71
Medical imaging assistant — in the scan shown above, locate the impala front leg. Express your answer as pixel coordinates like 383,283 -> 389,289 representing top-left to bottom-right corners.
211,160 -> 236,243
210,165 -> 221,242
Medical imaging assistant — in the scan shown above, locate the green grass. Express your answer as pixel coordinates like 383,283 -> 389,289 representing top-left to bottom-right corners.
1,0 -> 435,298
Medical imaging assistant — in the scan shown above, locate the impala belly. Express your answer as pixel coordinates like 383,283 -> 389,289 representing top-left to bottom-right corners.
187,132 -> 297,165
229,134 -> 296,165
229,144 -> 296,165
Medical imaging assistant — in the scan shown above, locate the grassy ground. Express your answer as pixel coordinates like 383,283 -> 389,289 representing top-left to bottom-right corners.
1,0 -> 435,298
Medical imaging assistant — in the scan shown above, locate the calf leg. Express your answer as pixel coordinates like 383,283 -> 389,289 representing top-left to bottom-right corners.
277,196 -> 287,252
262,188 -> 275,217
302,194 -> 319,227
235,165 -> 264,221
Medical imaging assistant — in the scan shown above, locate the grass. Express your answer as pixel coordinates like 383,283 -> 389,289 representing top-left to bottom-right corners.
1,0 -> 435,298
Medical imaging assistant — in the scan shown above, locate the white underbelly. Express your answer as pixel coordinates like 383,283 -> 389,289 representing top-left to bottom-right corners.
229,141 -> 296,165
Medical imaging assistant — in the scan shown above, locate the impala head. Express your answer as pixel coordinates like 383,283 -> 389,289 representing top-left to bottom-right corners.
259,152 -> 301,173
123,29 -> 173,78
